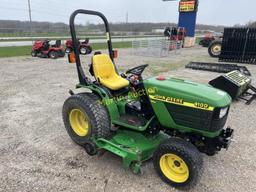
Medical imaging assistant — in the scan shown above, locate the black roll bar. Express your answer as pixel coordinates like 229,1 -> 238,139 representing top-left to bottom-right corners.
69,9 -> 114,85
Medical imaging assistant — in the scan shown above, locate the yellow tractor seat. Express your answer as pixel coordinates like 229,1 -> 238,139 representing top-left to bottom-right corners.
92,54 -> 129,90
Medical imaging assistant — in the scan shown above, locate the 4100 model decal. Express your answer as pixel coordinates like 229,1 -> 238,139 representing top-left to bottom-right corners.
149,94 -> 214,111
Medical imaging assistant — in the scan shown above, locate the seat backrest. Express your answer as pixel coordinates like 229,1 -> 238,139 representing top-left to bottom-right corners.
42,40 -> 50,50
92,54 -> 116,80
55,40 -> 61,47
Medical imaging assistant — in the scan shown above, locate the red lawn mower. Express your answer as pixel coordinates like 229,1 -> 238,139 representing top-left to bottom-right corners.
65,38 -> 92,55
31,40 -> 65,59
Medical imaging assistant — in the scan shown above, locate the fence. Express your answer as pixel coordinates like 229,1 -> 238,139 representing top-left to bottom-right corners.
219,28 -> 256,64
132,38 -> 182,57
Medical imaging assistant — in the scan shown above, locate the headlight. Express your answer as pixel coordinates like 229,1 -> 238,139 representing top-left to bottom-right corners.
219,107 -> 228,118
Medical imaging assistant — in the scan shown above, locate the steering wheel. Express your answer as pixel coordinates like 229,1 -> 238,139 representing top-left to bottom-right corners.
126,64 -> 149,76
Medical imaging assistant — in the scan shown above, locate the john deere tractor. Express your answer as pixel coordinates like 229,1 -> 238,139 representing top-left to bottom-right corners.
62,10 -> 234,190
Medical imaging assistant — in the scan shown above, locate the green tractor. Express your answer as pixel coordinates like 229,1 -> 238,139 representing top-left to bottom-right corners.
62,10 -> 234,190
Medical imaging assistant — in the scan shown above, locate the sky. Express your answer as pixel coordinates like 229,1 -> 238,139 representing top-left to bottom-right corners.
0,0 -> 255,26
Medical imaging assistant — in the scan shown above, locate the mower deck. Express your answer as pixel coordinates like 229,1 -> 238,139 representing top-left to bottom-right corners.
94,129 -> 168,173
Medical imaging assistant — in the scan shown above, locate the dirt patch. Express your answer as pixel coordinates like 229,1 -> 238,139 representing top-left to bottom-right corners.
0,46 -> 256,192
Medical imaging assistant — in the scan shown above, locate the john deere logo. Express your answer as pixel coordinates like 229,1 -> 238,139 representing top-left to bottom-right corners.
148,87 -> 157,94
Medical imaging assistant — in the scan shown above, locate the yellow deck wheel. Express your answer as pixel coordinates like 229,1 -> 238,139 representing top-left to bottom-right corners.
69,109 -> 89,136
159,153 -> 189,183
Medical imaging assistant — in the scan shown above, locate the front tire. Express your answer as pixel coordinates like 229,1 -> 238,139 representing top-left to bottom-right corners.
153,138 -> 203,190
208,40 -> 222,58
62,93 -> 111,146
49,51 -> 58,59
65,47 -> 72,53
79,46 -> 87,55
31,51 -> 37,57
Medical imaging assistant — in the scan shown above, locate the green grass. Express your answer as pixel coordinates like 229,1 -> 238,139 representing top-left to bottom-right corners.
0,46 -> 32,57
0,41 -> 132,58
92,41 -> 132,50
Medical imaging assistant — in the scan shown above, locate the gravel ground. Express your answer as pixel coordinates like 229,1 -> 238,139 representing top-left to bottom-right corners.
0,47 -> 256,192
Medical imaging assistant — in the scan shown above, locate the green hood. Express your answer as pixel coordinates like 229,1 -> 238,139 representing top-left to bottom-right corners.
144,76 -> 232,108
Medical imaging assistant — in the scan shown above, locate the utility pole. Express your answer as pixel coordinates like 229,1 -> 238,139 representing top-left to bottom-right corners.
27,0 -> 33,43
126,12 -> 128,24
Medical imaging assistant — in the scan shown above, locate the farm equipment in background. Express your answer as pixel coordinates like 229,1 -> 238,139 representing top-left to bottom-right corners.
65,38 -> 92,55
209,71 -> 256,105
199,32 -> 223,48
208,28 -> 256,62
164,26 -> 186,50
208,40 -> 222,58
31,40 -> 65,59
62,10 -> 234,190
186,62 -> 251,76
199,36 -> 215,47
219,28 -> 256,64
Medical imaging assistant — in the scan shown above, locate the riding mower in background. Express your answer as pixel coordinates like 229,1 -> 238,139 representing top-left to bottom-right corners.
31,40 -> 65,59
62,10 -> 234,190
65,38 -> 92,55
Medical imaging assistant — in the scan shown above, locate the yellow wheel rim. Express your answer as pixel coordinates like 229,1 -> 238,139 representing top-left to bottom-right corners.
69,109 -> 89,137
160,153 -> 189,183
212,45 -> 221,54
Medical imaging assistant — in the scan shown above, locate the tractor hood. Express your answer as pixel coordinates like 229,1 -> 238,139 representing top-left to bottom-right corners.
144,76 -> 231,108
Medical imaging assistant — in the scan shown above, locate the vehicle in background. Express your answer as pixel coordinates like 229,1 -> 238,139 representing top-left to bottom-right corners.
31,40 -> 65,59
208,40 -> 222,58
199,32 -> 223,48
199,36 -> 216,47
65,38 -> 92,55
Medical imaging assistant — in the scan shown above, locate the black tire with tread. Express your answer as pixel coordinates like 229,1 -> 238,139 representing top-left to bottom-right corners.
208,40 -> 222,58
31,51 -> 37,57
49,51 -> 58,59
62,93 -> 111,146
59,50 -> 65,57
153,138 -> 203,190
79,46 -> 87,55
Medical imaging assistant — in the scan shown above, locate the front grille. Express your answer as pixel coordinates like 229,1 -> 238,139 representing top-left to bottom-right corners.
165,103 -> 227,132
211,108 -> 229,132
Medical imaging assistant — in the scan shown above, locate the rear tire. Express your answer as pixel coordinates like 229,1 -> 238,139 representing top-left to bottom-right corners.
49,51 -> 58,59
62,93 -> 111,146
208,40 -> 222,58
31,51 -> 37,57
153,138 -> 203,190
59,50 -> 65,57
